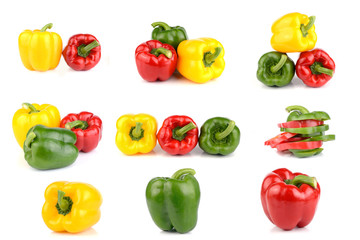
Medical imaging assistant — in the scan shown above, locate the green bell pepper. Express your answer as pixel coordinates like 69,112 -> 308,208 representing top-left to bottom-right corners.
151,21 -> 188,50
289,148 -> 324,158
23,125 -> 79,170
146,168 -> 200,234
257,51 -> 295,87
286,105 -> 330,121
199,117 -> 240,155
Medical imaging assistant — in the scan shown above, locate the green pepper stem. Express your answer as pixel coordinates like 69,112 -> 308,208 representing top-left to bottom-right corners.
286,105 -> 310,114
150,47 -> 172,58
204,47 -> 222,65
65,120 -> 89,130
300,16 -> 316,37
284,175 -> 317,189
175,122 -> 196,137
24,131 -> 36,148
313,65 -> 333,77
151,21 -> 171,30
78,40 -> 100,58
22,103 -> 39,113
171,168 -> 196,179
132,122 -> 143,138
40,23 -> 53,32
215,121 -> 235,140
270,54 -> 287,73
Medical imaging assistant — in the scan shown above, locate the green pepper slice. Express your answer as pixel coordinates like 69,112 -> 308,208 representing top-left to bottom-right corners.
281,124 -> 329,134
289,148 -> 324,158
299,134 -> 335,142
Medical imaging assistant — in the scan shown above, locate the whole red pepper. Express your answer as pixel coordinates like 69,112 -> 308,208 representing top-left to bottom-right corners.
261,168 -> 320,230
135,40 -> 177,82
157,115 -> 198,155
63,34 -> 101,71
296,49 -> 335,87
60,111 -> 102,152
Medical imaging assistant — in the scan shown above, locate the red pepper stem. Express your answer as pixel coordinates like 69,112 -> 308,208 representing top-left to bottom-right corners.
150,47 -> 172,58
286,105 -> 310,114
132,122 -> 143,138
204,47 -> 222,65
300,16 -> 316,37
314,65 -> 334,77
285,175 -> 317,189
271,54 -> 287,73
215,121 -> 235,140
151,22 -> 171,30
40,23 -> 53,32
78,40 -> 100,58
22,103 -> 39,113
24,132 -> 36,148
175,122 -> 196,137
171,168 -> 196,180
65,120 -> 89,130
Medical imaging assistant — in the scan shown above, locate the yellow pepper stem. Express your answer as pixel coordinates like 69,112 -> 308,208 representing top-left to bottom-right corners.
130,122 -> 144,141
300,16 -> 316,37
203,47 -> 222,67
56,190 -> 73,216
271,54 -> 287,73
215,120 -> 235,140
40,23 -> 53,32
22,103 -> 39,113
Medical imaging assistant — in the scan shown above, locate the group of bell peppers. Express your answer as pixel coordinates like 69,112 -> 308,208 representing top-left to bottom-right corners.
12,103 -> 103,170
265,105 -> 335,158
135,22 -> 225,83
19,23 -> 101,71
257,13 -> 336,87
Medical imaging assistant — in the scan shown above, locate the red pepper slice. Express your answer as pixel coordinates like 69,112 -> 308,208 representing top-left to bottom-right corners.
265,132 -> 297,148
278,120 -> 324,128
276,141 -> 323,152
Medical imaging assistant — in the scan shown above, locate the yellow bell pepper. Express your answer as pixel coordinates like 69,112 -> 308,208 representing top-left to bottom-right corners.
18,23 -> 62,71
271,13 -> 317,53
116,113 -> 157,155
42,181 -> 102,233
12,103 -> 60,148
177,38 -> 225,83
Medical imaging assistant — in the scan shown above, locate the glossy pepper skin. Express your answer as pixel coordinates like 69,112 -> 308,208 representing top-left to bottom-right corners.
23,125 -> 79,170
257,51 -> 295,87
60,112 -> 102,152
286,105 -> 330,122
135,40 -> 177,82
157,115 -> 198,155
261,168 -> 320,230
42,181 -> 102,233
115,114 -> 157,155
63,34 -> 101,71
296,49 -> 335,87
199,117 -> 240,155
151,22 -> 188,50
177,38 -> 225,83
146,168 -> 200,233
271,13 -> 317,53
18,23 -> 62,71
13,103 -> 60,148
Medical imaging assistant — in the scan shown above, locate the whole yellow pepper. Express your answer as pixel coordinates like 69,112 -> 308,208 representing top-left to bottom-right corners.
177,38 -> 225,83
42,181 -> 102,233
12,103 -> 60,148
116,114 -> 157,155
18,23 -> 62,71
271,13 -> 317,53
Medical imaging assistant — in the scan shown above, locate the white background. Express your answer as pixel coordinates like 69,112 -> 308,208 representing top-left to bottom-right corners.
0,0 -> 359,239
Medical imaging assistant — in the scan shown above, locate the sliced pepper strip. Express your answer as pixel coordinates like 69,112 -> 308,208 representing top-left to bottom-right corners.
265,132 -> 297,148
289,148 -> 323,158
276,141 -> 323,151
281,124 -> 329,134
299,134 -> 335,142
278,120 -> 324,128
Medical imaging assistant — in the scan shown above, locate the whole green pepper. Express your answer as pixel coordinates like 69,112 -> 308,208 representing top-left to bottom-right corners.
23,125 -> 79,170
257,51 -> 295,87
199,117 -> 240,155
286,105 -> 330,121
151,22 -> 188,50
146,168 -> 200,234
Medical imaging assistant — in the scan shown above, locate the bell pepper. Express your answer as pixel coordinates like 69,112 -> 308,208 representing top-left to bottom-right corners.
157,115 -> 198,155
151,21 -> 188,50
281,124 -> 329,134
296,49 -> 335,87
42,181 -> 102,233
115,113 -> 157,155
199,117 -> 240,155
146,168 -> 200,233
177,38 -> 225,83
278,120 -> 324,128
18,23 -> 62,71
135,40 -> 177,82
264,132 -> 297,148
286,105 -> 330,122
60,112 -> 102,153
271,13 -> 317,53
23,125 -> 79,170
261,168 -> 320,230
62,34 -> 101,71
12,103 -> 60,148
276,140 -> 323,151
289,148 -> 323,158
256,51 -> 295,87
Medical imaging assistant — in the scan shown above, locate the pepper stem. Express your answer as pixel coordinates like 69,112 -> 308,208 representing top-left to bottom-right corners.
215,121 -> 235,140
286,105 -> 310,114
204,47 -> 222,66
78,40 -> 100,58
171,168 -> 196,180
132,122 -> 143,138
22,103 -> 39,113
175,122 -> 196,138
24,131 -> 36,148
150,47 -> 172,58
40,23 -> 53,32
270,54 -> 287,73
285,175 -> 317,189
56,190 -> 73,216
65,120 -> 89,130
151,22 -> 171,30
300,16 -> 316,37
313,64 -> 334,77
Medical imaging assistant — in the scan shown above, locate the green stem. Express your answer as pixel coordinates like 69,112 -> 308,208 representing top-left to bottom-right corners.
56,190 -> 73,216
284,175 -> 317,189
314,65 -> 333,77
78,40 -> 100,58
24,132 -> 36,148
151,22 -> 171,30
40,23 -> 53,32
171,168 -> 196,180
150,47 -> 172,58
65,120 -> 89,130
22,103 -> 39,113
132,122 -> 143,138
175,122 -> 196,137
270,54 -> 287,73
286,105 -> 310,114
215,121 -> 235,140
300,16 -> 316,37
204,47 -> 222,66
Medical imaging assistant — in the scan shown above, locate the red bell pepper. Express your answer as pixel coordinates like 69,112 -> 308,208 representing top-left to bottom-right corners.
277,120 -> 324,128
157,115 -> 198,155
135,40 -> 177,82
276,141 -> 322,151
60,111 -> 102,152
261,168 -> 320,230
264,132 -> 297,148
296,49 -> 335,87
63,34 -> 101,71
